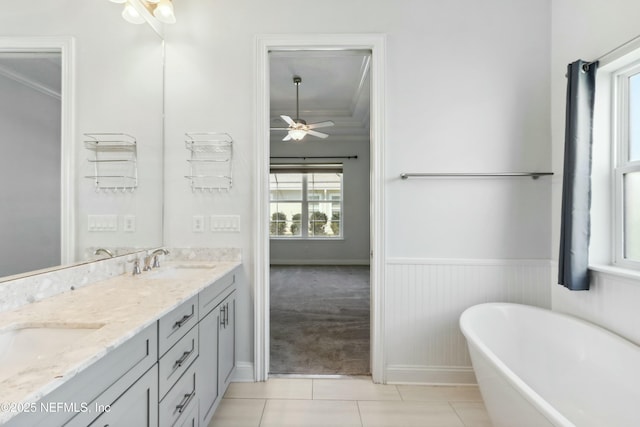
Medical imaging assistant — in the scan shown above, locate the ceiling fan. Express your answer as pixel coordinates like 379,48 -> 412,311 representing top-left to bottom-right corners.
271,76 -> 335,141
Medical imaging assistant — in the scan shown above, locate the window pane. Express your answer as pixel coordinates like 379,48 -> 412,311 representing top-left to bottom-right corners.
624,172 -> 640,261
307,173 -> 341,201
270,202 -> 301,237
309,202 -> 330,237
629,73 -> 640,161
330,203 -> 341,237
270,173 -> 302,201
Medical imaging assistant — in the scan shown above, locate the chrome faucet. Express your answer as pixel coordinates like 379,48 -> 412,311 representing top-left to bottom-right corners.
150,248 -> 169,268
143,255 -> 153,271
132,259 -> 142,275
94,248 -> 114,258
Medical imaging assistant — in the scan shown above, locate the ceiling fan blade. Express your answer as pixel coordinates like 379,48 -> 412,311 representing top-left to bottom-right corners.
307,130 -> 329,139
282,133 -> 293,141
280,115 -> 295,126
307,120 -> 335,130
270,127 -> 289,130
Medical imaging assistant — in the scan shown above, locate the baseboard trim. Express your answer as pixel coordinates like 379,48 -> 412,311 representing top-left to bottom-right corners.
385,365 -> 477,385
231,362 -> 255,382
270,259 -> 370,266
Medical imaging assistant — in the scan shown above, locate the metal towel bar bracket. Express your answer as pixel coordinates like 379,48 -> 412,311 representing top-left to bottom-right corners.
400,172 -> 554,180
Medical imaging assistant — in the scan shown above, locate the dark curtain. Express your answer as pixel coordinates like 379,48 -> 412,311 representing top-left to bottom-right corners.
558,60 -> 598,291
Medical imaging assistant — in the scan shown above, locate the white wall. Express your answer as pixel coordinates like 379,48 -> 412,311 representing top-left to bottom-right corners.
164,0 -> 553,383
0,0 -> 165,266
0,75 -> 60,276
269,137 -> 370,264
551,0 -> 640,345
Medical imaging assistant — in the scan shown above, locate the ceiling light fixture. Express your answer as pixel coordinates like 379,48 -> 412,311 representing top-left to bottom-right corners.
110,0 -> 176,25
121,2 -> 146,24
269,76 -> 334,142
153,0 -> 176,24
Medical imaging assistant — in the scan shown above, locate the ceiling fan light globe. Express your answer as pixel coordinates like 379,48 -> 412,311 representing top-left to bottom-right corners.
289,129 -> 307,141
154,0 -> 176,23
122,2 -> 146,24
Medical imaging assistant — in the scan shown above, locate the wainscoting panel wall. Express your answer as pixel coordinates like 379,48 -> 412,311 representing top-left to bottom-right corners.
385,258 -> 551,384
552,265 -> 640,347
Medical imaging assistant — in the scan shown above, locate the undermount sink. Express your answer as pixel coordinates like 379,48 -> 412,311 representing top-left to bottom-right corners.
146,264 -> 215,280
0,323 -> 103,382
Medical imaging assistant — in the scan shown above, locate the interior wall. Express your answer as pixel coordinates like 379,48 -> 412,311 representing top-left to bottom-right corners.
550,0 -> 640,345
0,75 -> 61,276
164,0 -> 552,383
0,1 -> 165,264
269,138 -> 371,265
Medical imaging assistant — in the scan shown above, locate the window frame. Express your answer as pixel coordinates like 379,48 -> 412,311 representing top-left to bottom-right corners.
613,62 -> 640,269
269,164 -> 344,240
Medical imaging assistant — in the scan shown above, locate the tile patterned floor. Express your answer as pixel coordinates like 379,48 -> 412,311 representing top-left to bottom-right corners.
209,378 -> 493,427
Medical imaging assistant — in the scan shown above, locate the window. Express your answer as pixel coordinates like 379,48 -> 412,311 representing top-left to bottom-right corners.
269,164 -> 343,239
614,64 -> 640,267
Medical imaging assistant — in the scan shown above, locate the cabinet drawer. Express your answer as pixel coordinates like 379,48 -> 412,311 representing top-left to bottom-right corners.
159,324 -> 199,399
86,367 -> 158,427
159,365 -> 197,427
199,269 -> 235,319
176,397 -> 198,427
159,294 -> 198,356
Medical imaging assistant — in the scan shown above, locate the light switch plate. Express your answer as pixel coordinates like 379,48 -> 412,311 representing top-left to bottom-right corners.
88,215 -> 118,232
210,215 -> 240,232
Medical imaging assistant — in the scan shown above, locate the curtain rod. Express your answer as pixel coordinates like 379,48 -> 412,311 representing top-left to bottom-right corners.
400,172 -> 553,180
583,31 -> 640,70
270,155 -> 358,160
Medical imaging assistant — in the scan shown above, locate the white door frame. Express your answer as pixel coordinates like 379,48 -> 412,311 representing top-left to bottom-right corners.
253,33 -> 386,383
0,37 -> 75,265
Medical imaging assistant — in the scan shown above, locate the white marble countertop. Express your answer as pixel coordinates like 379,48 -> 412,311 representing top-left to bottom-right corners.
0,260 -> 240,424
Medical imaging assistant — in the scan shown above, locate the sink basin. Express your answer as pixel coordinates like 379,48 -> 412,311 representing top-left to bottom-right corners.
147,264 -> 215,280
0,323 -> 103,382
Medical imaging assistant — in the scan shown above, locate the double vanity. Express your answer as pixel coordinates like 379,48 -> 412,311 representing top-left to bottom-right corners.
0,258 -> 240,427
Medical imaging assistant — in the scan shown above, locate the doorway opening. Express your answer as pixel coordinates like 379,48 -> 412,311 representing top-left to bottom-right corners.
268,52 -> 372,373
254,34 -> 386,382
0,38 -> 74,278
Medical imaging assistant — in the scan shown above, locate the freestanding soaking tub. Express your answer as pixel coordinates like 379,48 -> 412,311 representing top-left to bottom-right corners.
459,303 -> 640,427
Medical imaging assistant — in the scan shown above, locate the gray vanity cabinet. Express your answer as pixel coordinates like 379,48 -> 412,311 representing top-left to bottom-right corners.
85,367 -> 158,427
7,323 -> 158,427
218,291 -> 236,394
197,306 -> 220,424
197,269 -> 237,427
4,265 -> 240,427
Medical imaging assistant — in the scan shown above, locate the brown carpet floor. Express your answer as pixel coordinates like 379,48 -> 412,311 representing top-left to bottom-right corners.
270,265 -> 370,375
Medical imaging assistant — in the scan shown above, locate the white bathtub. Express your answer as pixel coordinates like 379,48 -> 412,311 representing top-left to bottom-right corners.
460,303 -> 640,427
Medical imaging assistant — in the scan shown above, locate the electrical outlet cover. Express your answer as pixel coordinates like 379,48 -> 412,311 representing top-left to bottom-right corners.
193,215 -> 205,233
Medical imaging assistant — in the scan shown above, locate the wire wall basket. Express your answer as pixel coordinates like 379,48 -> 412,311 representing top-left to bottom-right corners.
84,133 -> 138,192
184,132 -> 233,192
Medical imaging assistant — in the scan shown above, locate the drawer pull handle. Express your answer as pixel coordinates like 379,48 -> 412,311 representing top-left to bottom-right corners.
220,305 -> 226,327
175,390 -> 196,414
174,345 -> 195,369
173,309 -> 194,329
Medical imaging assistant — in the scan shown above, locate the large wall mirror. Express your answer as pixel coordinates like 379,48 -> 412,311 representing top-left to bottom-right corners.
0,1 -> 165,281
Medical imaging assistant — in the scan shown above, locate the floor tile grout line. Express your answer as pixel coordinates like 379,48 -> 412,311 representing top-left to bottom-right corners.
256,399 -> 267,427
356,400 -> 364,427
394,384 -> 403,401
447,400 -> 470,427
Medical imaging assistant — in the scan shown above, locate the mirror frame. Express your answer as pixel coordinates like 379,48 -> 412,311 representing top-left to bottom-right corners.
0,36 -> 75,267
